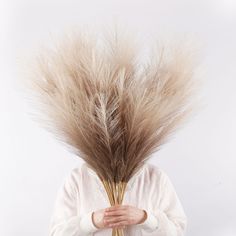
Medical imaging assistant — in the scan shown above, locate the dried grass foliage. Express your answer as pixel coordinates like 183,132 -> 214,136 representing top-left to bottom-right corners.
25,29 -> 199,236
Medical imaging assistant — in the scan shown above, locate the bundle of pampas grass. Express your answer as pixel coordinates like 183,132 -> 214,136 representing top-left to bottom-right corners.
24,28 -> 199,236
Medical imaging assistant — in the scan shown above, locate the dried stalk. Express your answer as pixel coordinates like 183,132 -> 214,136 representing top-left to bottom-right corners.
102,180 -> 127,236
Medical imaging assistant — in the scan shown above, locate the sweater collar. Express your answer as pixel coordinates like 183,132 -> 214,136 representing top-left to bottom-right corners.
84,163 -> 147,192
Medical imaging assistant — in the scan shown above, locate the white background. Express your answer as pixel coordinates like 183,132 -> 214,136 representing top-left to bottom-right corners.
0,0 -> 236,235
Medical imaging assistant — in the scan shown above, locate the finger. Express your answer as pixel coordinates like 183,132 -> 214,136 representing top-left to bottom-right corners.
108,221 -> 129,228
105,204 -> 121,210
104,209 -> 126,216
117,226 -> 126,229
104,216 -> 126,224
105,205 -> 128,212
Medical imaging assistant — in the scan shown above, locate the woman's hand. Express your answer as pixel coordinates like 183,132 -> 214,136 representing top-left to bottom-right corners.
92,204 -> 147,230
103,204 -> 147,229
92,208 -> 106,229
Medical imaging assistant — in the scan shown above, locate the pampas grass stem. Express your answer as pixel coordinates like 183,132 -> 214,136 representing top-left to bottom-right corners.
102,180 -> 127,235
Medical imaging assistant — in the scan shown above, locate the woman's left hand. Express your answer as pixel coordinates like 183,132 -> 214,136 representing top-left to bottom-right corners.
103,204 -> 147,229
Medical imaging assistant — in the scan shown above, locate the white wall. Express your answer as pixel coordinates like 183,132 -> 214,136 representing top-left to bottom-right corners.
0,0 -> 235,235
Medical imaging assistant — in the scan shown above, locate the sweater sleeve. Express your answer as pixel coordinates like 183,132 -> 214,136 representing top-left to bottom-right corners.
48,170 -> 99,236
138,171 -> 188,235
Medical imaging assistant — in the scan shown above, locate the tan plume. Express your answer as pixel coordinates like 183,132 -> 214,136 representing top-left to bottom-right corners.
25,28 -> 199,236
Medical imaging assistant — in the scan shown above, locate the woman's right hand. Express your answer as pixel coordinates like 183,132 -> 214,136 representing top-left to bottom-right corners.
92,208 -> 125,230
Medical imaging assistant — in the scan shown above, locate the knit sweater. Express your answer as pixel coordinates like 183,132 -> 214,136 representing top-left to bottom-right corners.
49,162 -> 187,236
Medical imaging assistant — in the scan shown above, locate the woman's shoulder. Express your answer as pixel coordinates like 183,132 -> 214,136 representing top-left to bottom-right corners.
60,163 -> 89,191
145,162 -> 167,175
68,162 -> 89,178
67,162 -> 96,180
61,163 -> 84,184
144,162 -> 170,183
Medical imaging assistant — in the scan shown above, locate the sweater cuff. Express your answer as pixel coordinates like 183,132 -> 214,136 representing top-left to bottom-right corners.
80,211 -> 99,234
137,209 -> 159,232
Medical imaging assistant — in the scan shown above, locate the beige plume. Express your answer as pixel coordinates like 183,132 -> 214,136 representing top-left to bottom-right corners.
25,28 -> 200,236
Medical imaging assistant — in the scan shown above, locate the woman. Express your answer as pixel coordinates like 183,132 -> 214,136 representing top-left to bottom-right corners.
48,162 -> 187,236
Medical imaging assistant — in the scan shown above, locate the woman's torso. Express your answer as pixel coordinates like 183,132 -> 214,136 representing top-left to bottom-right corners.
73,162 -> 163,236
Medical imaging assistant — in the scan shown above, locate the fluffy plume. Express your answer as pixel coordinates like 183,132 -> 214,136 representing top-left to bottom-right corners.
25,28 -> 198,236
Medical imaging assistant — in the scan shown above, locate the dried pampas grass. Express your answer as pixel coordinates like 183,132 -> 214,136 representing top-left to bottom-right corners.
25,28 -> 199,236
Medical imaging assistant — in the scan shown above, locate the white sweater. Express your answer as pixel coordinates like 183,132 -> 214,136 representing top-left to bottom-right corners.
49,162 -> 187,236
